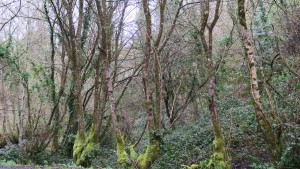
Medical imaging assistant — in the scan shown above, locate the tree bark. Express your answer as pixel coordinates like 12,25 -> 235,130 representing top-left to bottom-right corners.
237,0 -> 282,167
187,1 -> 230,168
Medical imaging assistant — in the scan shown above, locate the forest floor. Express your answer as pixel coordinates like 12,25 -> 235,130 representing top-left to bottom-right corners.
0,167 -> 34,169
0,166 -> 84,169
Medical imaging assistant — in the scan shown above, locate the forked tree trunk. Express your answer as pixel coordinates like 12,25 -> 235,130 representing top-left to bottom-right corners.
57,0 -> 86,165
186,1 -> 231,168
114,0 -> 183,168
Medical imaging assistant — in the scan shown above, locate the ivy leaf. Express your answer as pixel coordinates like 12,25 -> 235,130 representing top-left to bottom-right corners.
295,84 -> 300,89
21,71 -> 30,81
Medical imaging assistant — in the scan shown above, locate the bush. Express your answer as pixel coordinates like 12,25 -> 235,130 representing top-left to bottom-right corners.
0,146 -> 21,164
90,146 -> 118,168
280,132 -> 300,168
152,114 -> 214,169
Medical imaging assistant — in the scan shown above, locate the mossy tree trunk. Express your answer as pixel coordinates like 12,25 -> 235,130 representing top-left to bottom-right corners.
113,0 -> 183,168
62,0 -> 87,165
111,0 -> 162,166
48,0 -> 87,165
187,1 -> 231,168
50,0 -> 117,165
72,0 -> 109,166
237,0 -> 282,167
72,0 -> 130,167
200,0 -> 230,165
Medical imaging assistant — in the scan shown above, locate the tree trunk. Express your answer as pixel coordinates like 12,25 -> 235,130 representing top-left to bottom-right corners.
1,71 -> 12,146
186,1 -> 230,168
237,0 -> 282,167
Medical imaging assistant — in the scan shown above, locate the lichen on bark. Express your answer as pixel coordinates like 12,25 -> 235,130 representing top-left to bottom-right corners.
237,0 -> 283,166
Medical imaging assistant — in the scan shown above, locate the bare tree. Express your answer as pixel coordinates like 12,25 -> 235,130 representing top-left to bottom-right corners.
237,0 -> 283,167
114,0 -> 184,168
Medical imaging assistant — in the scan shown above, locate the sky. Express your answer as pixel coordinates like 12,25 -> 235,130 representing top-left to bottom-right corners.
0,0 -> 140,44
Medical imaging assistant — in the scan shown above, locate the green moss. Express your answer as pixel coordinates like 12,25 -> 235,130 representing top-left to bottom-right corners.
86,124 -> 97,143
115,131 -> 161,169
186,123 -> 231,169
213,124 -> 223,140
129,145 -> 138,160
73,134 -> 85,165
136,137 -> 160,169
200,124 -> 231,169
78,140 -> 97,167
73,124 -> 98,167
183,164 -> 199,169
201,140 -> 230,168
116,133 -> 131,167
9,132 -> 19,144
212,139 -> 225,160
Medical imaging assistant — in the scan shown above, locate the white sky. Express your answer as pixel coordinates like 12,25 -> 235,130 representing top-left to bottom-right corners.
0,0 -> 140,44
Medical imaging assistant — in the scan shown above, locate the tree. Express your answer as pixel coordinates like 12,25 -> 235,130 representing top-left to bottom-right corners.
47,0 -> 97,165
186,0 -> 231,168
237,0 -> 283,167
114,0 -> 183,168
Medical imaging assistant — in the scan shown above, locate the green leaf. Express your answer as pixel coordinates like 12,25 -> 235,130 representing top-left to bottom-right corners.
294,84 -> 300,89
21,71 -> 30,81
